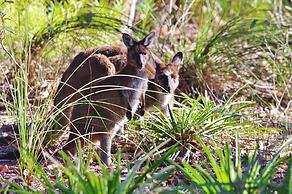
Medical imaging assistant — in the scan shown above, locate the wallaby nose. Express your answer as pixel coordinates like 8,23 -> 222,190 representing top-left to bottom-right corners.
139,54 -> 147,69
138,61 -> 143,69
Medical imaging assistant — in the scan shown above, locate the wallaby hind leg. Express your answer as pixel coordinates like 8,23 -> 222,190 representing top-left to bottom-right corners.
44,98 -> 75,145
62,125 -> 86,156
46,80 -> 80,145
53,105 -> 73,132
63,127 -> 114,165
99,134 -> 113,165
55,105 -> 73,126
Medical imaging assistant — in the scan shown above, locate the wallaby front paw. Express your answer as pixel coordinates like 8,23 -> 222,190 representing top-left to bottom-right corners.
126,110 -> 132,120
140,108 -> 145,116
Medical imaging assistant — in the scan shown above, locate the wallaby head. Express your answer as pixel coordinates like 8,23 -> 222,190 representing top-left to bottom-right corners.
122,32 -> 155,69
152,52 -> 183,94
141,51 -> 183,116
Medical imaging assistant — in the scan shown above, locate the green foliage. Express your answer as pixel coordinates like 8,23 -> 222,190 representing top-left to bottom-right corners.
193,16 -> 291,91
165,0 -> 291,106
2,143 -> 177,193
171,136 -> 292,193
136,0 -> 156,31
0,0 -> 133,64
131,93 -> 251,157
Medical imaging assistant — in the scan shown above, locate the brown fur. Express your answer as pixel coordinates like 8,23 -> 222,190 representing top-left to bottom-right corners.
84,45 -> 127,58
59,32 -> 155,165
45,54 -> 117,145
45,46 -> 128,145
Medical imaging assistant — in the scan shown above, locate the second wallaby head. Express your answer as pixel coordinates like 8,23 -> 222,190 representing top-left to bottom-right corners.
122,32 -> 155,69
152,52 -> 183,93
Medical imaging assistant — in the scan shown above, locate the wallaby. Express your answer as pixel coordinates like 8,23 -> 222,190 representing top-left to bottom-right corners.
47,45 -> 156,145
46,47 -> 128,145
144,52 -> 183,116
46,54 -> 116,145
60,32 -> 155,165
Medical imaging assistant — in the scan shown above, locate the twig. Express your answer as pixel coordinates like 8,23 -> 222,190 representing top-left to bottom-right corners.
0,36 -> 21,69
169,0 -> 195,35
128,0 -> 137,29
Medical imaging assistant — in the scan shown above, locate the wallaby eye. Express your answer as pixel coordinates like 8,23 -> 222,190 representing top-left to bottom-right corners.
140,50 -> 146,55
137,45 -> 147,55
171,74 -> 175,79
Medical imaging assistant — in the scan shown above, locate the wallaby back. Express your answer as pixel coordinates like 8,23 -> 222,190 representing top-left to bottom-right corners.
61,32 -> 155,165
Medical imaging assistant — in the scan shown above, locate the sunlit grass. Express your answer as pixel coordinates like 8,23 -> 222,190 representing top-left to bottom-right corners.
171,136 -> 292,193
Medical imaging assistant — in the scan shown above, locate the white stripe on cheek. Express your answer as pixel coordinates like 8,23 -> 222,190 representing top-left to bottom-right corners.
164,70 -> 171,76
140,54 -> 147,66
168,76 -> 174,92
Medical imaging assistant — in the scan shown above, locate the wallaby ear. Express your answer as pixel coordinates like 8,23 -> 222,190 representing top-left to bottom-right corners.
172,52 -> 183,66
152,53 -> 164,69
147,62 -> 156,80
122,33 -> 136,48
142,32 -> 155,47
